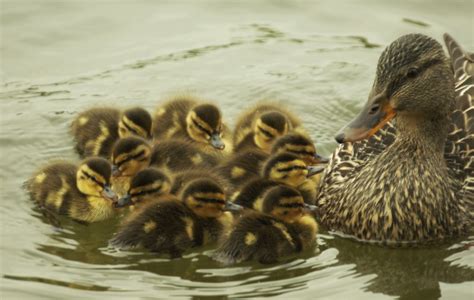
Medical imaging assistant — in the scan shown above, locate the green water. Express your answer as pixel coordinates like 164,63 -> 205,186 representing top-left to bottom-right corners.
1,1 -> 473,299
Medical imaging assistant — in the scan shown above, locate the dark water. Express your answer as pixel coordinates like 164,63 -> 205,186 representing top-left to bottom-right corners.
1,1 -> 473,299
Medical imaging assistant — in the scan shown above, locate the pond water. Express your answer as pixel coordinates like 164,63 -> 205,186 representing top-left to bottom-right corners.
1,1 -> 473,299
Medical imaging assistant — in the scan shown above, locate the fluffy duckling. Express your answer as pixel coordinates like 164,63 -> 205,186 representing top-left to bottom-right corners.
271,133 -> 328,166
153,96 -> 231,152
27,157 -> 118,223
233,152 -> 324,209
150,139 -> 221,174
233,103 -> 302,153
214,185 -> 318,264
71,107 -> 152,158
115,167 -> 171,208
110,136 -> 153,196
109,178 -> 242,257
214,149 -> 268,192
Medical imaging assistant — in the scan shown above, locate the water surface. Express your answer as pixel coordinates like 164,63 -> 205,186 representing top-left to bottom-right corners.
1,1 -> 473,299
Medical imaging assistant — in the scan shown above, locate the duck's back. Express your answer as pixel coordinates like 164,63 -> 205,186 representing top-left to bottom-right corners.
214,212 -> 299,264
110,199 -> 203,256
153,98 -> 195,139
27,162 -> 81,215
150,139 -> 221,173
71,107 -> 121,158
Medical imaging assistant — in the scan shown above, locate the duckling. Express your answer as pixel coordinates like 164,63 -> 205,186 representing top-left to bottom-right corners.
271,133 -> 329,166
27,157 -> 118,223
233,152 -> 324,209
214,149 -> 268,192
71,107 -> 152,158
153,95 -> 231,152
109,178 -> 242,257
214,185 -> 318,264
115,167 -> 172,208
110,136 -> 153,196
233,103 -> 302,153
150,139 -> 221,174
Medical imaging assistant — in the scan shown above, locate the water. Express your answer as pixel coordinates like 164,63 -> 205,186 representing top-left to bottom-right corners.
1,0 -> 473,299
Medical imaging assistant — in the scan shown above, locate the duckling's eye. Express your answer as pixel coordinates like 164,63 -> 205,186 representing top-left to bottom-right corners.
195,204 -> 203,209
257,126 -> 274,139
191,119 -> 212,136
282,210 -> 289,215
406,67 -> 419,79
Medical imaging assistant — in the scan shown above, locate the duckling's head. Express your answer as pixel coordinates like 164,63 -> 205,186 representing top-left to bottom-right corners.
186,104 -> 226,150
111,136 -> 152,177
76,157 -> 117,201
253,111 -> 290,152
262,153 -> 323,187
118,107 -> 153,139
262,186 -> 317,223
182,179 -> 241,218
115,168 -> 171,207
336,34 -> 453,143
271,133 -> 328,165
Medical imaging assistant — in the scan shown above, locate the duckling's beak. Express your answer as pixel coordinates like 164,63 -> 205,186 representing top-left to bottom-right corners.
223,201 -> 243,212
335,92 -> 395,143
210,133 -> 225,150
314,153 -> 329,164
114,194 -> 132,208
307,165 -> 325,177
303,203 -> 319,213
101,185 -> 118,202
112,165 -> 121,177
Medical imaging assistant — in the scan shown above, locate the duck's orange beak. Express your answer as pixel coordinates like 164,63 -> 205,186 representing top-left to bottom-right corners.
335,92 -> 395,143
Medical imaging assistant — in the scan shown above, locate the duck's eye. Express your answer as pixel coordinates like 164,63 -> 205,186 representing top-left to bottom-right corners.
406,67 -> 419,79
368,104 -> 380,115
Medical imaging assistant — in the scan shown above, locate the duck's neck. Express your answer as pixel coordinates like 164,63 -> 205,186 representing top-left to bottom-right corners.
394,112 -> 449,159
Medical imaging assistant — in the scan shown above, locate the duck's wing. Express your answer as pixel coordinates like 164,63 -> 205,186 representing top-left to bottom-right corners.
443,33 -> 473,204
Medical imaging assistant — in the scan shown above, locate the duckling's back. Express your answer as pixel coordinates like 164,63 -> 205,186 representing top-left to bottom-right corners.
110,198 -> 203,257
233,179 -> 280,210
150,139 -> 221,173
170,169 -> 228,196
214,212 -> 299,264
215,149 -> 268,192
27,161 -> 79,215
71,107 -> 121,158
153,97 -> 195,139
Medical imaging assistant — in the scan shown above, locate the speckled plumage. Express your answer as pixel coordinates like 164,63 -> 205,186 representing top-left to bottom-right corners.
317,34 -> 473,243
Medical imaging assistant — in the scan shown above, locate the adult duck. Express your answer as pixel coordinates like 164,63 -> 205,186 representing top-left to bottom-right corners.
316,33 -> 473,243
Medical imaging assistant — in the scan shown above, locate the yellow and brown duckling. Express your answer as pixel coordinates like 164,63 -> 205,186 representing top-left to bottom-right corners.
233,152 -> 324,210
71,107 -> 152,158
153,96 -> 230,152
233,103 -> 302,153
214,185 -> 318,265
110,136 -> 153,196
115,167 -> 171,208
317,33 -> 473,243
27,157 -> 118,223
271,132 -> 329,166
150,139 -> 221,174
109,178 -> 242,258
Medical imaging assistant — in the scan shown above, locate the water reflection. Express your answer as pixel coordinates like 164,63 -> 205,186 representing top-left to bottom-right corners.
326,237 -> 474,299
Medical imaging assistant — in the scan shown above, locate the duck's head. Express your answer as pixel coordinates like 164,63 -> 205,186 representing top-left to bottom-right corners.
262,186 -> 317,223
271,133 -> 328,165
262,152 -> 324,187
336,33 -> 454,143
118,107 -> 153,139
182,179 -> 242,218
76,157 -> 117,201
253,111 -> 290,152
115,168 -> 171,208
186,104 -> 226,150
111,136 -> 152,177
